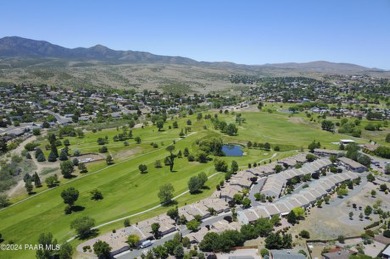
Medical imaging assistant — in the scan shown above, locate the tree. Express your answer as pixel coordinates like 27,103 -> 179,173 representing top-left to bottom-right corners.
214,158 -> 228,172
242,197 -> 251,208
124,218 -> 130,227
364,205 -> 372,218
380,183 -> 388,192
0,194 -> 10,208
322,120 -> 335,132
231,160 -> 239,173
139,164 -> 148,173
158,183 -> 175,204
287,210 -> 297,225
106,155 -> 114,165
48,151 -> 57,162
72,158 -> 79,166
25,179 -> 33,194
299,230 -> 310,239
225,123 -> 238,136
337,235 -> 345,244
36,232 -> 58,259
183,147 -> 190,157
99,145 -> 108,153
93,240 -> 112,259
71,216 -> 95,239
188,176 -> 203,194
308,140 -> 321,152
33,172 -> 42,188
156,119 -> 164,131
306,153 -> 317,162
90,189 -> 103,200
173,121 -> 179,128
127,234 -> 140,248
58,242 -> 73,259
33,128 -> 41,136
186,219 -> 201,232
240,224 -> 257,240
60,160 -> 74,178
45,174 -> 59,188
78,163 -> 88,173
36,152 -> 46,162
198,172 -> 208,186
61,187 -> 79,207
174,245 -> 185,258
151,223 -> 160,238
386,133 -> 390,143
154,159 -> 162,168
59,149 -> 68,161
167,207 -> 179,220
367,173 -> 375,182
135,136 -> 141,144
349,211 -> 354,220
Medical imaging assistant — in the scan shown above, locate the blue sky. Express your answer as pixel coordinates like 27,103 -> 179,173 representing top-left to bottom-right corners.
1,0 -> 390,69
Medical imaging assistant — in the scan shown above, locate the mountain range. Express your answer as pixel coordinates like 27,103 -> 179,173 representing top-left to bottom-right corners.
0,36 -> 388,92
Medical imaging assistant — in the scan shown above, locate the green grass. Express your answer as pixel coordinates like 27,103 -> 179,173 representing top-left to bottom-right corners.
0,110 -> 376,258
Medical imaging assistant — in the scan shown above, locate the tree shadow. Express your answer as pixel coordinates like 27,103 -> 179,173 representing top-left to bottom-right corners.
201,186 -> 210,190
72,205 -> 85,212
78,229 -> 99,240
162,200 -> 178,207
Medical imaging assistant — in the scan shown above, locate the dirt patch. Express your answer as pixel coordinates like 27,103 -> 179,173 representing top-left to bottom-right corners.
76,153 -> 105,163
114,147 -> 142,161
288,117 -> 306,124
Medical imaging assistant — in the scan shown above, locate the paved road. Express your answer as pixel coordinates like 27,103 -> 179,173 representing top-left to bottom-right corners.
248,177 -> 266,205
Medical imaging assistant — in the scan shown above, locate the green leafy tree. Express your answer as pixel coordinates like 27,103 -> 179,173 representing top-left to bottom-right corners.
0,194 -> 10,208
231,160 -> 239,173
154,160 -> 162,168
71,216 -> 95,239
188,176 -> 203,194
156,119 -> 165,131
167,207 -> 179,220
93,240 -> 112,259
72,158 -> 79,166
45,174 -> 59,188
48,151 -> 57,162
36,232 -> 58,259
138,164 -> 148,173
127,234 -> 140,248
158,183 -> 175,204
299,230 -> 310,239
151,222 -> 160,238
58,242 -> 73,259
90,189 -> 103,200
322,120 -> 335,132
60,160 -> 74,178
106,155 -> 114,165
33,172 -> 42,188
364,205 -> 372,218
25,179 -> 33,194
214,158 -> 228,172
174,245 -> 185,258
242,197 -> 251,208
186,219 -> 201,232
287,210 -> 297,225
61,187 -> 79,209
78,163 -> 88,173
59,149 -> 68,161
